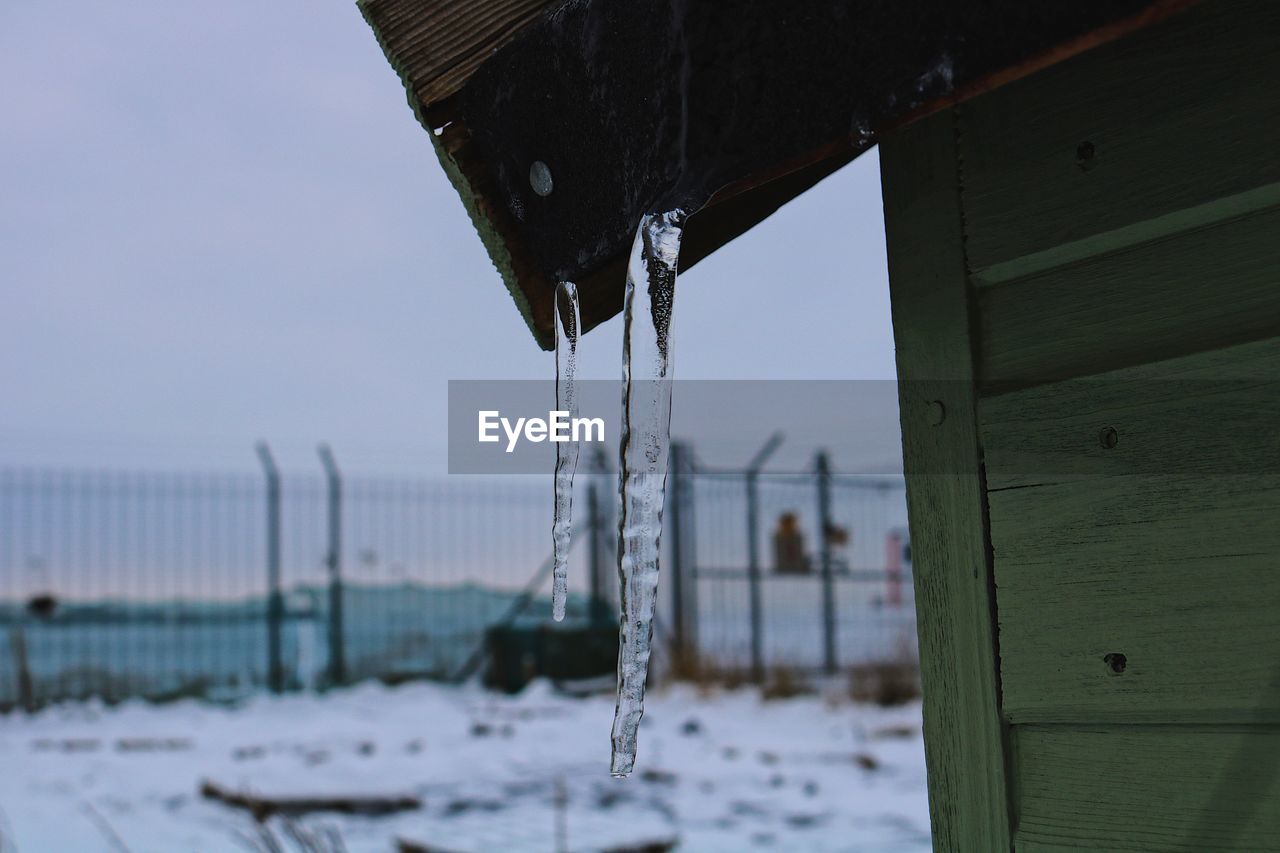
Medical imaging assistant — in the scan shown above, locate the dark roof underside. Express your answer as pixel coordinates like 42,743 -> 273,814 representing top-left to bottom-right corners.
361,0 -> 1198,349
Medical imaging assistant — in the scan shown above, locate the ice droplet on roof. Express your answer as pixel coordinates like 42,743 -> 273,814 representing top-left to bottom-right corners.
611,210 -> 685,777
551,281 -> 581,623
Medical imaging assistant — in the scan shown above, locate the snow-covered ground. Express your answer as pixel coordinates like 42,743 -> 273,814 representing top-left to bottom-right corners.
0,681 -> 931,852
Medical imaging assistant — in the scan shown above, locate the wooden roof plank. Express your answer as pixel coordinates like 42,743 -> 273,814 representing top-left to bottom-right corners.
361,0 -> 1201,349
359,0 -> 559,109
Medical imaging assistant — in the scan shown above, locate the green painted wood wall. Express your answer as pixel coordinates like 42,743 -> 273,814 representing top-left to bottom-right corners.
879,1 -> 1280,849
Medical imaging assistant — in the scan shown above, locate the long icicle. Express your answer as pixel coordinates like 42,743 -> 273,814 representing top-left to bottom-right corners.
551,281 -> 581,622
611,210 -> 685,777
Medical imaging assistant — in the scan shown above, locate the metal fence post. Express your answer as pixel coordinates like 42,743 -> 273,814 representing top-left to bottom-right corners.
588,447 -> 613,625
255,442 -> 285,693
745,471 -> 763,683
745,432 -> 783,684
816,451 -> 838,675
11,622 -> 34,711
667,442 -> 697,667
587,478 -> 605,625
317,444 -> 346,687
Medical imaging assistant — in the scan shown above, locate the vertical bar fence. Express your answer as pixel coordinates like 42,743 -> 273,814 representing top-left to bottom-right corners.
0,450 -> 911,710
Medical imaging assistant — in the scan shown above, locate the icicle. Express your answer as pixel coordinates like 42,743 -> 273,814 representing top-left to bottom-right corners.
551,281 -> 581,622
611,210 -> 685,778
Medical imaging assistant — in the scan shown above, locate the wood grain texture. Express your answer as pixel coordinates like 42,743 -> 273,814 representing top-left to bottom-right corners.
958,0 -> 1280,276
982,335 -> 1280,488
983,337 -> 1280,723
976,205 -> 1280,391
1013,725 -> 1280,851
358,0 -> 567,349
359,0 -> 560,110
880,111 -> 1012,851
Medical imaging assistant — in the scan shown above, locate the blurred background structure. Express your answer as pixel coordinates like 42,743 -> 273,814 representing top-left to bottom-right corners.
0,2 -> 928,850
0,444 -> 912,710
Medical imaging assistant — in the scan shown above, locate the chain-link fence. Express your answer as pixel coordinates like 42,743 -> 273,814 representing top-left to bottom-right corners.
0,448 -> 911,709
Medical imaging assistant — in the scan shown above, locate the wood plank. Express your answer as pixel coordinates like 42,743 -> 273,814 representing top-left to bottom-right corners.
971,181 -> 1280,288
982,335 -> 1280,488
994,476 -> 1280,723
958,0 -> 1280,277
982,337 -> 1280,723
880,111 -> 1012,851
399,837 -> 677,853
1013,725 -> 1280,851
976,205 -> 1280,391
200,779 -> 421,820
358,1 -> 1203,350
359,0 -> 559,111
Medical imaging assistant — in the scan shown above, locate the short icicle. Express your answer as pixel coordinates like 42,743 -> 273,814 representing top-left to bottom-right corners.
551,281 -> 581,623
611,210 -> 685,777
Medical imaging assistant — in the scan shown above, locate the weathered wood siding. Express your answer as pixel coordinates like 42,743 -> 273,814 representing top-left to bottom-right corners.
881,0 -> 1280,848
881,108 -> 1013,852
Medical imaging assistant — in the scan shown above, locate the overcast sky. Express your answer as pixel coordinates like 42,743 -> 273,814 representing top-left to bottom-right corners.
1,1 -> 898,477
